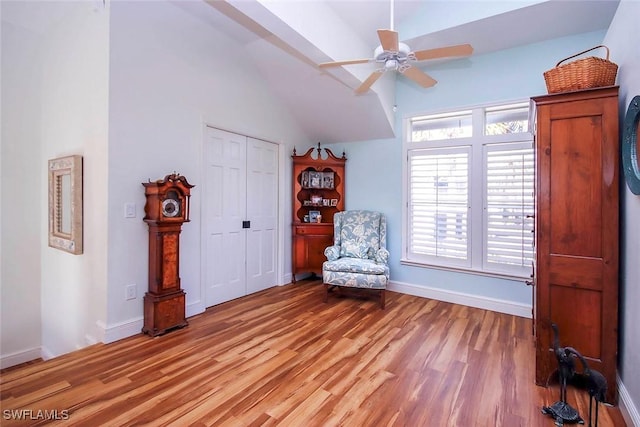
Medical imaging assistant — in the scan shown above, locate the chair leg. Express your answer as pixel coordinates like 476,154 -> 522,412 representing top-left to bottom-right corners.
380,289 -> 386,309
323,284 -> 329,303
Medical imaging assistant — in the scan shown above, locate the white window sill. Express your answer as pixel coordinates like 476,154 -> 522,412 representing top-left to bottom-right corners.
400,258 -> 532,282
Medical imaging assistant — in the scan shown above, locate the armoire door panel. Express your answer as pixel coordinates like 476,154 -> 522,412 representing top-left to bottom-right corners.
548,255 -> 603,290
549,118 -> 603,258
549,285 -> 602,359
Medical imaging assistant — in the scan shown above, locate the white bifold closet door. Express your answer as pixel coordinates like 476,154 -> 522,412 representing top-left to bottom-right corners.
203,127 -> 278,307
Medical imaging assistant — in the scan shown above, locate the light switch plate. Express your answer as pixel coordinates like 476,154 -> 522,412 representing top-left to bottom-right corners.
124,203 -> 136,218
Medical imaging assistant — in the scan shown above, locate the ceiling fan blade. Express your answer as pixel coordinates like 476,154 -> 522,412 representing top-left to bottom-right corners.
377,29 -> 399,52
355,71 -> 384,94
319,58 -> 373,68
401,66 -> 437,88
413,44 -> 473,61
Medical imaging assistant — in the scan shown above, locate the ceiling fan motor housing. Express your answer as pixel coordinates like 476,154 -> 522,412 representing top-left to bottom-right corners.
374,42 -> 410,70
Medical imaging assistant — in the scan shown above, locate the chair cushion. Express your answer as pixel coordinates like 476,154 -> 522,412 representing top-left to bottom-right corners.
339,241 -> 370,259
338,211 -> 382,258
323,257 -> 388,275
322,270 -> 388,289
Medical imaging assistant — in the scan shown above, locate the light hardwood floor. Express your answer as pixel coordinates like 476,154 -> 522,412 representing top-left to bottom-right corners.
1,280 -> 626,426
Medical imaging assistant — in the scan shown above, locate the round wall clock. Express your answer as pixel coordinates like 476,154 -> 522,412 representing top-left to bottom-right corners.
622,95 -> 640,195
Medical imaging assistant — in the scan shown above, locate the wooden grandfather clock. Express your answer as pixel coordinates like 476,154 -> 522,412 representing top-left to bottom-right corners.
142,173 -> 194,337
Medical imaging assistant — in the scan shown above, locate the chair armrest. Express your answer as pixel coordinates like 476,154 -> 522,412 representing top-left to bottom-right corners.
375,247 -> 389,265
324,245 -> 341,261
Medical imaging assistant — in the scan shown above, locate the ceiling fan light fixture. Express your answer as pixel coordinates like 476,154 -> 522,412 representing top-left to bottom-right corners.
317,14 -> 472,94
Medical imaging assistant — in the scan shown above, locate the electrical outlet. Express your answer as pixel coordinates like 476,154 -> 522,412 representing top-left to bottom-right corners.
125,284 -> 137,300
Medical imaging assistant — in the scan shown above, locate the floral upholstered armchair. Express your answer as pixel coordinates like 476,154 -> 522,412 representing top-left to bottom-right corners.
322,210 -> 389,308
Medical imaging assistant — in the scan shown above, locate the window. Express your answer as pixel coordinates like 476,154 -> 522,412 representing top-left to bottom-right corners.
408,147 -> 470,265
403,102 -> 533,279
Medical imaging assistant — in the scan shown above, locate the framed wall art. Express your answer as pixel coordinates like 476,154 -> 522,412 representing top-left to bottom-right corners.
48,155 -> 83,254
622,95 -> 640,195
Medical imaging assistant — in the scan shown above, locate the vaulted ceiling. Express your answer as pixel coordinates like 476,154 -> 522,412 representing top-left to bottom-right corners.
7,0 -> 619,144
177,0 -> 619,144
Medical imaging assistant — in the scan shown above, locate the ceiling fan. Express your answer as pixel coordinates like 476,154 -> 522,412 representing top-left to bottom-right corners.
318,1 -> 473,94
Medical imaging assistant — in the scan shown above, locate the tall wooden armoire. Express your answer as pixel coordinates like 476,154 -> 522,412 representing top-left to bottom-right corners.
531,86 -> 619,403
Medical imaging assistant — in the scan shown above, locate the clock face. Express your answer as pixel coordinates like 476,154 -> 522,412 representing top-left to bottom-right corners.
162,198 -> 180,218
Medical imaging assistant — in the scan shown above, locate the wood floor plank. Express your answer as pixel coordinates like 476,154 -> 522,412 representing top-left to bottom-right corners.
0,279 -> 627,426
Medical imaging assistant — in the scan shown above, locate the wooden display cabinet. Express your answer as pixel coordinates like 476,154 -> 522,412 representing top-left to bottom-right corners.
292,144 -> 346,281
531,86 -> 619,403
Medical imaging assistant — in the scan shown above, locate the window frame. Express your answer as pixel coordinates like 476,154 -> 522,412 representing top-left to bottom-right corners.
402,100 -> 534,281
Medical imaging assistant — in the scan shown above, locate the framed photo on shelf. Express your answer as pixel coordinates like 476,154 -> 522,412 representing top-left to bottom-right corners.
301,171 -> 309,188
322,171 -> 335,189
309,171 -> 322,188
309,210 -> 320,223
330,198 -> 338,206
310,194 -> 322,205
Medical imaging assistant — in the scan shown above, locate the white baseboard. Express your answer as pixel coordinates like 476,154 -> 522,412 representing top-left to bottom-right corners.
98,301 -> 206,344
99,318 -> 143,344
388,280 -> 532,318
619,374 -> 640,427
0,347 -> 42,369
40,346 -> 54,361
186,300 -> 205,318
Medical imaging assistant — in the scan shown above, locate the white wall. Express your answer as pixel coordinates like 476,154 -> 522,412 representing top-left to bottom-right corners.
1,15 -> 43,367
104,1 -> 310,339
327,30 -> 607,317
604,0 -> 640,422
38,2 -> 110,357
1,0 -> 110,363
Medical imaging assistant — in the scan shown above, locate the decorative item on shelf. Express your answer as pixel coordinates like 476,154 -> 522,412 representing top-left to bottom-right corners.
322,171 -> 335,189
48,155 -> 83,254
543,45 -> 618,94
308,171 -> 322,188
330,199 -> 338,206
310,194 -> 322,205
309,210 -> 321,223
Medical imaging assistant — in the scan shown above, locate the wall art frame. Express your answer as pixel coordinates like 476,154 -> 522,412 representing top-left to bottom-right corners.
622,95 -> 640,195
48,155 -> 83,254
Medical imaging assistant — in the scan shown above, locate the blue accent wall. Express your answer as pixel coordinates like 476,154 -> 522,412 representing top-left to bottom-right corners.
326,30 -> 606,308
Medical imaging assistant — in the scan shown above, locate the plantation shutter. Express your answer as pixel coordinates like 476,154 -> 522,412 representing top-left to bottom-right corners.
484,144 -> 534,274
408,147 -> 470,266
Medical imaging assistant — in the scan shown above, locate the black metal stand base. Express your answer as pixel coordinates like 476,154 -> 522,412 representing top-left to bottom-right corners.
542,401 -> 584,426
